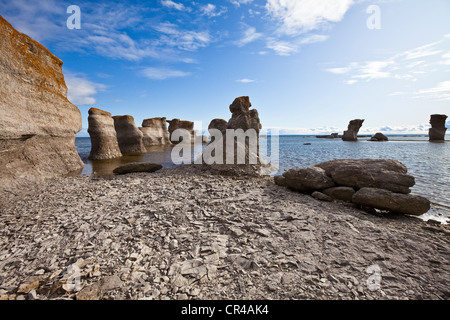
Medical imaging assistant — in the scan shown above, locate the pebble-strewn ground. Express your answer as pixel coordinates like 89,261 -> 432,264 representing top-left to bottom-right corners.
0,166 -> 449,300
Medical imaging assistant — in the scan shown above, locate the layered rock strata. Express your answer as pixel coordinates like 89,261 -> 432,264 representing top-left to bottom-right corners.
113,115 -> 146,154
0,15 -> 83,199
88,108 -> 122,160
139,117 -> 171,147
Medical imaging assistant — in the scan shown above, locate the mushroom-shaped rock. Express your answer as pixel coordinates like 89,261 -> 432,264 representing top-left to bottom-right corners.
88,108 -> 122,160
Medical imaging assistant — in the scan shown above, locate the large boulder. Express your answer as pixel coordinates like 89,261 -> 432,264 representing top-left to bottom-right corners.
370,132 -> 389,141
429,114 -> 447,141
316,159 -> 414,194
278,167 -> 335,192
0,15 -> 83,199
113,162 -> 162,175
167,119 -> 195,144
88,108 -> 122,160
113,115 -> 146,154
139,117 -> 171,147
352,188 -> 431,216
342,119 -> 364,141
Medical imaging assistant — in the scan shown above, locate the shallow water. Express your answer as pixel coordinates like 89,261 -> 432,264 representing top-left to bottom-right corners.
75,135 -> 450,223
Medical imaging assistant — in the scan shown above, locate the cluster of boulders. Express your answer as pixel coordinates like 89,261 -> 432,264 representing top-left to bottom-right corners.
274,159 -> 431,216
88,107 -> 197,160
0,15 -> 84,198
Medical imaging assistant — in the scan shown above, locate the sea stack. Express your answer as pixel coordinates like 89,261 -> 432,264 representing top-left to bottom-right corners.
167,119 -> 195,144
202,96 -> 265,176
139,117 -> 172,147
0,15 -> 83,199
113,115 -> 146,154
88,108 -> 122,160
429,114 -> 447,141
342,119 -> 365,141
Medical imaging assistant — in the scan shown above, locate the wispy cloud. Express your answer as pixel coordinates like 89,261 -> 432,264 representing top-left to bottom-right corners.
266,38 -> 298,56
161,0 -> 190,11
65,73 -> 107,106
326,34 -> 450,85
140,67 -> 191,80
154,22 -> 211,51
266,0 -> 354,35
236,78 -> 255,83
236,26 -> 263,47
230,0 -> 253,7
200,4 -> 228,18
414,81 -> 450,101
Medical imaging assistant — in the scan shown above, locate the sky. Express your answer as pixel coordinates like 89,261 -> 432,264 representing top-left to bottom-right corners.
1,0 -> 449,136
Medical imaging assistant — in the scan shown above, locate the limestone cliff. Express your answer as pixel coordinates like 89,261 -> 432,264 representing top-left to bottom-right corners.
0,15 -> 83,200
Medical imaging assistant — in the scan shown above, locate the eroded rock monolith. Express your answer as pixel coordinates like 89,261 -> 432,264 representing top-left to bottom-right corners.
342,119 -> 364,141
88,108 -> 122,160
139,117 -> 171,147
429,114 -> 447,141
113,115 -> 146,154
0,15 -> 83,199
167,119 -> 195,144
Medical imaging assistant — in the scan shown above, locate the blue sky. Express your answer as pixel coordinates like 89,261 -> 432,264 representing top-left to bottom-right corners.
1,0 -> 449,135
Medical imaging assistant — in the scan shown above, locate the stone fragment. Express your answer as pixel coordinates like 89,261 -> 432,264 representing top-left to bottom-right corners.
311,191 -> 333,202
282,167 -> 335,192
113,162 -> 162,175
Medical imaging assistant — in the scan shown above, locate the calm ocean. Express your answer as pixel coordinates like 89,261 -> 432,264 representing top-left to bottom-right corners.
75,135 -> 450,223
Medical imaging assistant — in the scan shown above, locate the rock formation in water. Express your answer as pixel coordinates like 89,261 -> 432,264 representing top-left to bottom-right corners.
342,119 -> 365,141
167,119 -> 195,144
113,115 -> 146,154
0,15 -> 83,199
370,132 -> 389,142
429,114 -> 448,141
274,159 -> 430,216
139,117 -> 171,147
88,108 -> 122,160
208,119 -> 228,137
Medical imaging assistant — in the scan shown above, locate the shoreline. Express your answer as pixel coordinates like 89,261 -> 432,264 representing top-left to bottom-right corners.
1,165 -> 449,300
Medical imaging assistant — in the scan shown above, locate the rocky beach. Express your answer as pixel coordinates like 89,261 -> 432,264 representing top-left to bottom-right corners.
1,165 -> 449,300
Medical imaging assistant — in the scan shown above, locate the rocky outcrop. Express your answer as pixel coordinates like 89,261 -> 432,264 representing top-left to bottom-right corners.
0,15 -> 83,199
88,108 -> 122,160
139,117 -> 171,147
370,132 -> 388,141
352,188 -> 430,216
342,119 -> 364,141
275,159 -> 430,217
113,162 -> 162,175
201,97 -> 266,176
113,116 -> 146,154
167,119 -> 195,144
429,114 -> 447,141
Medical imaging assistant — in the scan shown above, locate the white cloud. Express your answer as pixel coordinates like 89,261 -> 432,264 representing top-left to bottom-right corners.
141,67 -> 191,80
326,34 -> 450,85
266,0 -> 354,35
236,26 -> 263,47
230,0 -> 254,7
266,38 -> 298,56
66,74 -> 106,106
236,78 -> 255,83
415,81 -> 450,101
200,4 -> 228,17
299,34 -> 329,45
161,0 -> 189,11
154,22 -> 211,51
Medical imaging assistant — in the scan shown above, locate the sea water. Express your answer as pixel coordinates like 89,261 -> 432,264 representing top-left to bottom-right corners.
75,135 -> 450,223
